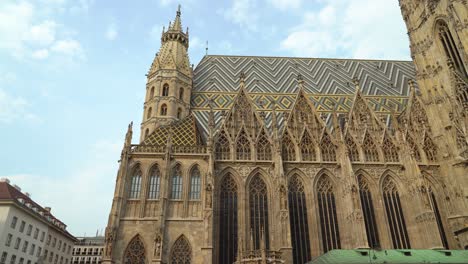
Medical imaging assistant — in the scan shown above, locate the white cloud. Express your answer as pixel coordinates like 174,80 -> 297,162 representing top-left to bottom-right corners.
221,0 -> 258,31
280,0 -> 410,60
0,1 -> 34,58
268,0 -> 302,10
26,20 -> 57,46
0,88 -> 39,123
51,39 -> 84,59
105,23 -> 118,41
32,49 -> 50,59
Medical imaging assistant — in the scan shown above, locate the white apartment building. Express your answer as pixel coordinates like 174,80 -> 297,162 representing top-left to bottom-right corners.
0,179 -> 76,264
72,237 -> 104,264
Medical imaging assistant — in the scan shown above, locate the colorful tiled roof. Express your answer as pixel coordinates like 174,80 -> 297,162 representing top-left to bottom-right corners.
143,114 -> 204,146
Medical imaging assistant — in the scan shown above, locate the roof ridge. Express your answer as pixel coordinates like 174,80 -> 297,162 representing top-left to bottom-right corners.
201,54 -> 413,63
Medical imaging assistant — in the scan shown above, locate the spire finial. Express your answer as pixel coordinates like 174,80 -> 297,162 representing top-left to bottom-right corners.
240,72 -> 246,88
206,41 -> 209,55
177,4 -> 181,16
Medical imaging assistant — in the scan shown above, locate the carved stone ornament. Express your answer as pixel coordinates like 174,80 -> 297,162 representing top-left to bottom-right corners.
104,227 -> 116,257
346,210 -> 363,223
415,211 -> 436,223
238,166 -> 252,179
153,233 -> 162,258
205,183 -> 213,209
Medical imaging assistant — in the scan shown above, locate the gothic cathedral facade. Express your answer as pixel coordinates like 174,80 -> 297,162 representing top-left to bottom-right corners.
103,2 -> 468,264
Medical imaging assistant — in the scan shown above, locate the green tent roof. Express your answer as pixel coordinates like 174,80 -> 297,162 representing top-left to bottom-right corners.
307,249 -> 468,264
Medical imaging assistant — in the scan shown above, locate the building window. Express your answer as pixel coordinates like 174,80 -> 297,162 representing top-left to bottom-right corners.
170,164 -> 183,199
236,129 -> 251,160
382,135 -> 399,162
317,174 -> 340,253
10,217 -> 17,229
9,255 -> 16,264
58,240 -> 62,251
249,175 -> 270,249
0,252 -> 7,264
436,21 -> 467,77
215,130 -> 231,160
40,232 -> 45,242
179,88 -> 184,100
177,108 -> 182,119
123,236 -> 146,264
52,238 -> 56,247
22,241 -> 28,253
26,225 -> 32,236
147,107 -> 152,119
47,235 -> 51,245
33,228 -> 39,239
382,177 -> 411,249
300,130 -> 316,161
160,104 -> 167,116
346,135 -> 360,162
189,166 -> 201,200
257,130 -> 272,161
149,86 -> 155,99
363,133 -> 379,162
288,174 -> 312,264
320,133 -> 337,162
423,136 -> 438,162
282,131 -> 296,161
30,244 -> 35,256
144,128 -> 149,138
169,236 -> 191,264
49,252 -> 53,263
426,186 -> 449,249
5,234 -> 12,247
219,174 -> 238,264
358,175 -> 380,248
148,165 -> 161,199
37,247 -> 42,258
54,255 -> 58,264
162,83 -> 169,96
14,238 -> 21,249
19,221 -> 25,233
18,258 -> 23,264
129,167 -> 142,199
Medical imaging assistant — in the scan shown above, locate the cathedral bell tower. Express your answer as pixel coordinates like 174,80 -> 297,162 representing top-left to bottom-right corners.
141,5 -> 193,142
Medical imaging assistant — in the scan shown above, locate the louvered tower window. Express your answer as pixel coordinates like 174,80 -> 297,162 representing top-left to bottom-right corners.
170,236 -> 191,264
382,178 -> 411,249
249,175 -> 270,249
346,135 -> 360,162
123,236 -> 146,264
219,174 -> 238,264
320,134 -> 337,162
383,136 -> 399,162
160,104 -> 168,116
300,131 -> 316,161
148,165 -> 161,199
147,107 -> 152,119
129,167 -> 142,199
236,129 -> 251,160
317,175 -> 340,253
427,186 -> 448,249
171,164 -> 183,200
189,166 -> 201,200
162,83 -> 169,96
423,136 -> 438,162
257,131 -> 272,161
288,174 -> 311,264
437,21 -> 467,78
363,134 -> 380,162
282,132 -> 296,161
215,131 -> 231,160
358,175 -> 380,248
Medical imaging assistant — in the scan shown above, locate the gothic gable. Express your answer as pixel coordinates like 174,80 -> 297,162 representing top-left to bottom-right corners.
347,88 -> 384,139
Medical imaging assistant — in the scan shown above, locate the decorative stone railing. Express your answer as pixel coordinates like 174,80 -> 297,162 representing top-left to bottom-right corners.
130,144 -> 207,154
235,250 -> 283,264
172,145 -> 207,154
130,145 -> 165,153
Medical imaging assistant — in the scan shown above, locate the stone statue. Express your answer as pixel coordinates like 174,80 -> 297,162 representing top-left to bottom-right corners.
154,234 -> 162,258
104,227 -> 116,257
280,185 -> 287,210
206,184 -> 213,208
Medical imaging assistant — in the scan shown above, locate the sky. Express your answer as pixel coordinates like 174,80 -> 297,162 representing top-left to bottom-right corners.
0,0 -> 411,237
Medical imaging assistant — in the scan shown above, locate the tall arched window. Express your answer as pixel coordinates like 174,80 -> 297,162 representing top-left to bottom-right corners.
346,135 -> 360,162
363,134 -> 379,162
382,135 -> 399,162
170,236 -> 191,264
219,174 -> 238,264
144,128 -> 149,139
171,165 -> 183,200
358,175 -> 380,248
162,83 -> 169,97
236,129 -> 251,160
148,165 -> 161,199
289,175 -> 311,264
147,107 -> 152,119
427,185 -> 448,249
129,167 -> 142,199
423,136 -> 438,162
160,104 -> 168,116
149,86 -> 155,99
215,130 -> 231,160
436,21 -> 467,77
320,133 -> 337,162
282,132 -> 296,161
179,88 -> 184,100
407,135 -> 421,162
249,175 -> 269,249
123,235 -> 146,264
189,166 -> 201,200
257,130 -> 272,161
382,177 -> 411,249
300,130 -> 316,161
177,108 -> 182,119
317,175 -> 340,253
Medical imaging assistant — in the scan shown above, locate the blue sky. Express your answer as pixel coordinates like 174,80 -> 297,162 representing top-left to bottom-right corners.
0,0 -> 411,236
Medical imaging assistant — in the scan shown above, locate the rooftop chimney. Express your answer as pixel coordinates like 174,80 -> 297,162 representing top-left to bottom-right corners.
0,178 -> 10,183
13,184 -> 21,191
44,207 -> 51,213
25,192 -> 31,197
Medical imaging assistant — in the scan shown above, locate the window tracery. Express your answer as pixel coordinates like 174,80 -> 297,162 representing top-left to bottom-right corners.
346,135 -> 360,162
215,130 -> 231,160
189,166 -> 201,200
162,84 -> 169,97
236,129 -> 251,160
426,185 -> 448,249
219,174 -> 238,264
300,130 -> 316,161
317,175 -> 340,253
171,165 -> 183,200
123,236 -> 146,264
289,174 -> 311,263
148,165 -> 160,199
358,175 -> 380,248
382,135 -> 399,162
129,167 -> 142,199
423,135 -> 437,162
382,177 -> 410,249
363,134 -> 380,162
436,21 -> 467,78
249,175 -> 269,249
257,130 -> 272,160
170,236 -> 191,264
407,135 -> 422,162
282,132 -> 296,161
320,133 -> 337,162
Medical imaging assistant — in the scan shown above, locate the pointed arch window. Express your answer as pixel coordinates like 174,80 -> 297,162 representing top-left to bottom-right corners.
162,83 -> 169,97
320,133 -> 337,162
129,167 -> 142,199
189,166 -> 201,200
346,135 -> 360,162
300,131 -> 316,161
160,104 -> 168,116
215,131 -> 231,160
179,88 -> 184,100
436,21 -> 467,77
382,177 -> 411,249
148,165 -> 161,199
147,107 -> 152,119
383,136 -> 399,162
427,185 -> 448,249
363,134 -> 380,162
282,132 -> 296,161
170,165 -> 183,200
407,135 -> 421,162
249,175 -> 269,249
358,175 -> 380,248
177,108 -> 182,119
149,86 -> 155,99
170,236 -> 191,264
423,136 -> 438,162
257,131 -> 272,161
289,175 -> 311,264
219,174 -> 238,264
123,236 -> 146,264
144,128 -> 149,139
236,129 -> 251,160
317,175 -> 340,253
